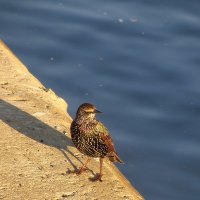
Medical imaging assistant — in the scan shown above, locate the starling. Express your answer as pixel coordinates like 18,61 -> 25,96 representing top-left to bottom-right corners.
70,103 -> 123,181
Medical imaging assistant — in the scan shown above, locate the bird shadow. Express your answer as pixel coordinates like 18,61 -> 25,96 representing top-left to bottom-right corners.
0,99 -> 82,172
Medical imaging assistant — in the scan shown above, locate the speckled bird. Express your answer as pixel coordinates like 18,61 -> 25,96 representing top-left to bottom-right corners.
70,103 -> 123,181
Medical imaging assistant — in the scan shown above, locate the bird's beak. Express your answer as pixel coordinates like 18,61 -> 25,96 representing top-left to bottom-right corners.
94,109 -> 103,114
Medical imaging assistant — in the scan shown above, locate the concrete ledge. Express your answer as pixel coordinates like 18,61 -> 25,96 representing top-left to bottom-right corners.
0,40 -> 144,200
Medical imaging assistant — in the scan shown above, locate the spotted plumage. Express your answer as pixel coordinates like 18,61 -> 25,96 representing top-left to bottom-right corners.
70,103 -> 123,181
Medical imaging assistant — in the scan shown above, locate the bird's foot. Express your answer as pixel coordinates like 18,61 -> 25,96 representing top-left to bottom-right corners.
89,173 -> 103,182
67,167 -> 88,175
76,167 -> 89,175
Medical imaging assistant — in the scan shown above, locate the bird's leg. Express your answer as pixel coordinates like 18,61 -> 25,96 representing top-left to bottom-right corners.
92,157 -> 103,181
99,157 -> 103,181
76,157 -> 91,175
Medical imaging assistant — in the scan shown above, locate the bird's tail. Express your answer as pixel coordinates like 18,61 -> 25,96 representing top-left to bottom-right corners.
108,152 -> 124,164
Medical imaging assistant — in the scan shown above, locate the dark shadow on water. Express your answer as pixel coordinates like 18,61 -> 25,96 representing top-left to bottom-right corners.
0,99 -> 83,171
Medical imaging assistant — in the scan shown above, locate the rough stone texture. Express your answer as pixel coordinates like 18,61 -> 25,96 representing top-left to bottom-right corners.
0,40 -> 144,200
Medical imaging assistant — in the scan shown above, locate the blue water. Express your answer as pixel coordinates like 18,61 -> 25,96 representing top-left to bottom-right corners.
1,1 -> 200,199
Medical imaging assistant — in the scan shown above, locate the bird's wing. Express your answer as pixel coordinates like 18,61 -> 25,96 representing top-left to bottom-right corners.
94,121 -> 124,163
95,121 -> 116,153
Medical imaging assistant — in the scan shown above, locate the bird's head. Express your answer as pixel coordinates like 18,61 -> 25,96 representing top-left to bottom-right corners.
76,103 -> 102,120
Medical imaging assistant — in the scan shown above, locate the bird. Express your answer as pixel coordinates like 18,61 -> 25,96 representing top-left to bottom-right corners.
70,103 -> 123,181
